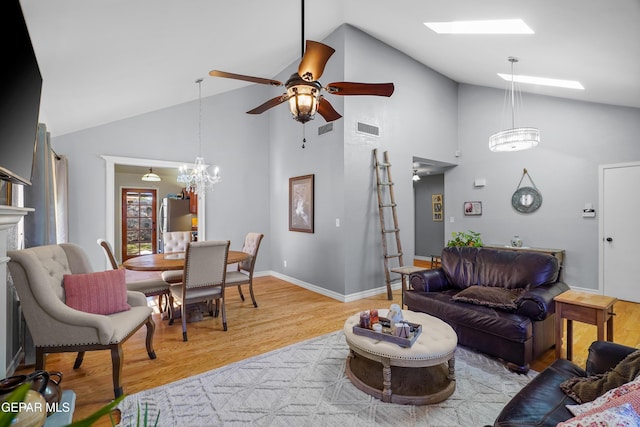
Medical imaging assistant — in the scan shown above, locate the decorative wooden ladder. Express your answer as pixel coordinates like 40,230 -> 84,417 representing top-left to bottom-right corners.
373,149 -> 404,300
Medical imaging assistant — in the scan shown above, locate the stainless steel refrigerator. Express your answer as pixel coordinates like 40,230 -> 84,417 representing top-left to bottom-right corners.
158,198 -> 192,253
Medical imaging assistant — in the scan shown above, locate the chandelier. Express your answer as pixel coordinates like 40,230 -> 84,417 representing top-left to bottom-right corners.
489,57 -> 540,152
177,78 -> 221,194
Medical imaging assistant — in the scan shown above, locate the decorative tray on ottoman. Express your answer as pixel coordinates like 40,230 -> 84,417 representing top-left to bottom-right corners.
352,317 -> 422,348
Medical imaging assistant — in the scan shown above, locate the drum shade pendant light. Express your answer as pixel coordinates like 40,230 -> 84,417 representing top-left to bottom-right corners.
177,78 -> 221,194
142,168 -> 161,182
489,57 -> 540,152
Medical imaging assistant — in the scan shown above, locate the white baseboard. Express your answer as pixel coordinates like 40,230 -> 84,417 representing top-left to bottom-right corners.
257,270 -> 401,302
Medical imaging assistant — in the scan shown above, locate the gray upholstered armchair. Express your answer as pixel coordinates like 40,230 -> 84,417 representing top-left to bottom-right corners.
8,243 -> 156,398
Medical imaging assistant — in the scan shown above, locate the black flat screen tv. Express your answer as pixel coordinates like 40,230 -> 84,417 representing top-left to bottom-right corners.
0,0 -> 42,186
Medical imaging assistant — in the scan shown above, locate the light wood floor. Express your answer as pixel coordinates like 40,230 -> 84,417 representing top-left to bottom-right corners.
16,275 -> 640,425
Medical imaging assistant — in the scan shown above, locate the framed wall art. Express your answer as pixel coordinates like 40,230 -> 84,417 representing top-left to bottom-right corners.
432,194 -> 443,221
289,174 -> 314,233
464,201 -> 482,216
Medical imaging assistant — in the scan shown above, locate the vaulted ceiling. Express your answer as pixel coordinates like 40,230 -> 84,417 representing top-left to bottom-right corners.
20,0 -> 640,137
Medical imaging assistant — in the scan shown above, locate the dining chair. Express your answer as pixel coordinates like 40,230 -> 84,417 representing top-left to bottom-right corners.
160,232 -> 191,285
225,232 -> 264,308
8,243 -> 157,398
162,231 -> 192,253
97,239 -> 171,312
169,240 -> 230,341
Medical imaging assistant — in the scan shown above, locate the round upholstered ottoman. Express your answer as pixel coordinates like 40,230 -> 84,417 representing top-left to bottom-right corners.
343,309 -> 458,405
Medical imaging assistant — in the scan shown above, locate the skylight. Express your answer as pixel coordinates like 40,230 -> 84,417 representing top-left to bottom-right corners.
497,73 -> 585,90
424,19 -> 534,34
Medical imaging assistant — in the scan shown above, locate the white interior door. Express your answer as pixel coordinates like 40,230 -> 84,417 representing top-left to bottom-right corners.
601,163 -> 640,302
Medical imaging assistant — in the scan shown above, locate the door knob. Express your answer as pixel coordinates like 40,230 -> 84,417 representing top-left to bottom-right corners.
606,237 -> 613,242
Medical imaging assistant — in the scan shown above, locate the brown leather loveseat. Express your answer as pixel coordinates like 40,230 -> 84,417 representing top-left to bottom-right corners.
405,246 -> 569,373
491,341 -> 639,426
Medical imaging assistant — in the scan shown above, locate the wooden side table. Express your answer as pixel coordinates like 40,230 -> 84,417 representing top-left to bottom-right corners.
390,266 -> 428,307
554,290 -> 618,360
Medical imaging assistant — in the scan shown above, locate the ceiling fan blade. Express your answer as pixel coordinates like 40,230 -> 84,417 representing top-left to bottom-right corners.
326,82 -> 395,97
246,94 -> 290,115
297,40 -> 335,82
209,70 -> 282,87
317,97 -> 342,122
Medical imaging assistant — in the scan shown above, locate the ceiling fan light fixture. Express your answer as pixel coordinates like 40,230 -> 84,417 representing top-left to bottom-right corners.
285,73 -> 322,123
208,0 -> 393,127
412,170 -> 421,182
288,85 -> 320,123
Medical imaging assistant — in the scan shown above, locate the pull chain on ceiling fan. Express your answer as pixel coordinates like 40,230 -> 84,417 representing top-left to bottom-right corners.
208,0 -> 394,126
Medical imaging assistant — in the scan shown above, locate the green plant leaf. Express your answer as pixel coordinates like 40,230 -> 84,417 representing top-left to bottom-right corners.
446,230 -> 483,247
0,383 -> 31,427
65,394 -> 125,427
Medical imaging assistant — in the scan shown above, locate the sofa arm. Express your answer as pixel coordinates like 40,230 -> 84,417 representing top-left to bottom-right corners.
409,269 -> 450,292
516,281 -> 570,321
586,341 -> 638,375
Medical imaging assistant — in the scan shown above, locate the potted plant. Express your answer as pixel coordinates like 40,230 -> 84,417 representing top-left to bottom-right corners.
447,230 -> 483,247
0,384 -> 158,427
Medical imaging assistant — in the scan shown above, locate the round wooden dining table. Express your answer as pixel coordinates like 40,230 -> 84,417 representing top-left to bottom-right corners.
123,250 -> 248,271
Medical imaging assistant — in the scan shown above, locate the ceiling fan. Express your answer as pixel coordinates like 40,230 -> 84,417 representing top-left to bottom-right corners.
208,2 -> 394,124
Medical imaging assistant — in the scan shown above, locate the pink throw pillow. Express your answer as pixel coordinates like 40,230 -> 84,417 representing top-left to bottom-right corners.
559,389 -> 640,427
64,269 -> 131,315
558,403 -> 640,427
567,376 -> 640,416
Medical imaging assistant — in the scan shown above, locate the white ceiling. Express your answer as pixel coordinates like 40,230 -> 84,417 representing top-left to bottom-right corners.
20,0 -> 640,138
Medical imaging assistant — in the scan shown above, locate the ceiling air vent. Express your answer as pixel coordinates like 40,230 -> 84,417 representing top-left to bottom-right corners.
356,122 -> 380,137
318,123 -> 333,136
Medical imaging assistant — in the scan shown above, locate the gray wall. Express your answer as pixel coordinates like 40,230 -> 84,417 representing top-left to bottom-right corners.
414,174 -> 445,257
51,85 -> 272,271
340,26 -> 459,296
266,25 -> 459,298
448,84 -> 640,289
268,28 -> 347,295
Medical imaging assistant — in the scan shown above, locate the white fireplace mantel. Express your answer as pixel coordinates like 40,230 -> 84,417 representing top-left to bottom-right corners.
0,206 -> 32,230
0,205 -> 33,378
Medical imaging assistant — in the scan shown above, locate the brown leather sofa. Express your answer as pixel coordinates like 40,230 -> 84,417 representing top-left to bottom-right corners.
405,246 -> 569,373
491,341 -> 638,426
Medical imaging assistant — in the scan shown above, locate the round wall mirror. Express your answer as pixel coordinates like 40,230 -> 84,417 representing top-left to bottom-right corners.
511,186 -> 542,213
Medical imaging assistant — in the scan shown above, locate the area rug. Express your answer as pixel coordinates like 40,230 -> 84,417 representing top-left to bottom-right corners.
117,331 -> 537,426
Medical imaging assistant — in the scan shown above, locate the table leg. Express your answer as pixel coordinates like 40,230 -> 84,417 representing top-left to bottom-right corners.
607,312 -> 615,341
447,356 -> 456,382
596,310 -> 606,342
555,306 -> 564,360
381,357 -> 392,403
567,319 -> 573,361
